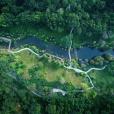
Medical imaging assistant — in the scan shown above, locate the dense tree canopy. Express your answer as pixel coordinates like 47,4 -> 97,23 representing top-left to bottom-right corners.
0,0 -> 113,49
0,0 -> 114,114
0,0 -> 113,39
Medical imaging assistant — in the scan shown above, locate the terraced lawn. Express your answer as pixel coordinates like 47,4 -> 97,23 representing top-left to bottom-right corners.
89,68 -> 114,89
14,50 -> 87,88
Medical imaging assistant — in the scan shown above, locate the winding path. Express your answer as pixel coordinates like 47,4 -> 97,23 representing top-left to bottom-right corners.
9,47 -> 44,58
0,37 -> 107,96
63,29 -> 106,92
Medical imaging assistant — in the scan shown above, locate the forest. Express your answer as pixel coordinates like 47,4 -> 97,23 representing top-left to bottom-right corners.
0,0 -> 114,114
0,53 -> 114,114
0,0 -> 114,48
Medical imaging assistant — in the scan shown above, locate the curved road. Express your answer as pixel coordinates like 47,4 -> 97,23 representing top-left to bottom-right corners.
0,37 -> 112,96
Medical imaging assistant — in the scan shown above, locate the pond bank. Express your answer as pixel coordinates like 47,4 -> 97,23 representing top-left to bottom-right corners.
13,36 -> 114,60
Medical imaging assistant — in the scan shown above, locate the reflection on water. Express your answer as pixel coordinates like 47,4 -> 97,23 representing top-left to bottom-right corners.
14,36 -> 114,60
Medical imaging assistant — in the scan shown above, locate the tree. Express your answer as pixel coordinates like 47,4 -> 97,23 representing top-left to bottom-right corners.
0,14 -> 7,27
66,13 -> 80,32
107,62 -> 114,75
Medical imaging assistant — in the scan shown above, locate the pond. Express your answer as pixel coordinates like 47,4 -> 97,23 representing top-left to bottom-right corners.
14,36 -> 114,60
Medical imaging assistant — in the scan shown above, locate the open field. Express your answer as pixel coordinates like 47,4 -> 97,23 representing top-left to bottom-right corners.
89,68 -> 114,90
1,49 -> 114,92
14,50 -> 85,88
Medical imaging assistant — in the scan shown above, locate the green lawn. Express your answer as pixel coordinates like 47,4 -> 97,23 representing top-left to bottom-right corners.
10,50 -> 89,89
89,69 -> 114,89
1,49 -> 114,93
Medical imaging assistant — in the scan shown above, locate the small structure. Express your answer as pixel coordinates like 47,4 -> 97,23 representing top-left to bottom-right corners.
52,88 -> 66,96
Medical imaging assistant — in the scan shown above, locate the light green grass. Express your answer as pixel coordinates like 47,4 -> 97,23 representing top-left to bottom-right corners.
89,69 -> 114,89
14,50 -> 86,88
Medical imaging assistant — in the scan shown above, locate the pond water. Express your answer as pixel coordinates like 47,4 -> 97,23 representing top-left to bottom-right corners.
14,36 -> 114,60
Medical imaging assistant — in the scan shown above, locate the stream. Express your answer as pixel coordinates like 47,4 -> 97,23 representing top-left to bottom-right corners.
13,36 -> 114,60
0,36 -> 113,96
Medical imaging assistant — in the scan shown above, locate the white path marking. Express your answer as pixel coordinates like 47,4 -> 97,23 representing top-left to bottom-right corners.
63,29 -> 106,91
0,37 -> 106,96
52,88 -> 66,96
